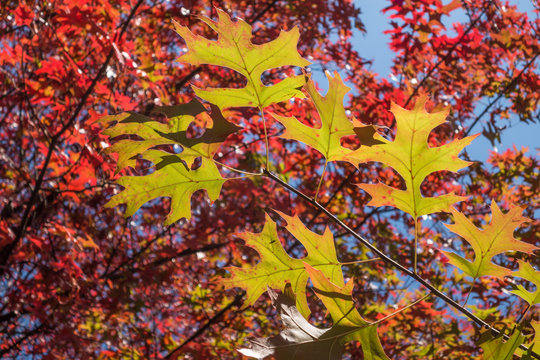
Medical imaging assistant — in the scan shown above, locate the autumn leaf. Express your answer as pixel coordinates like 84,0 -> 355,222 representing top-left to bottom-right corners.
479,327 -> 525,360
100,99 -> 240,171
173,9 -> 310,109
305,264 -> 390,360
106,150 -> 225,225
273,71 -> 381,163
444,203 -> 538,279
344,95 -> 478,218
222,211 -> 343,317
238,285 -> 388,360
510,260 -> 540,306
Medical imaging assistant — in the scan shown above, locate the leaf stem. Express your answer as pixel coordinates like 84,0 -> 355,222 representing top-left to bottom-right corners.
462,279 -> 475,307
340,257 -> 380,265
516,303 -> 532,325
414,217 -> 419,274
262,169 -> 539,359
259,106 -> 270,170
371,293 -> 431,326
315,160 -> 328,202
213,159 -> 262,177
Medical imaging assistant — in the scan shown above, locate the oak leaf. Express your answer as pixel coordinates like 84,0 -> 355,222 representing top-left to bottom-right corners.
344,95 -> 477,218
174,9 -> 310,109
222,212 -> 343,317
510,260 -> 540,306
479,327 -> 525,360
100,99 -> 240,171
106,150 -> 225,225
305,264 -> 389,360
273,71 -> 382,163
238,285 -> 388,360
444,203 -> 538,279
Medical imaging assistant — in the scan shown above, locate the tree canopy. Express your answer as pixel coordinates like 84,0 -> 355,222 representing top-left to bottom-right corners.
0,0 -> 538,358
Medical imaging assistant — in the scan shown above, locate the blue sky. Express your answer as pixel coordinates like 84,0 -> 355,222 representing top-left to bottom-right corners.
344,1 -> 539,161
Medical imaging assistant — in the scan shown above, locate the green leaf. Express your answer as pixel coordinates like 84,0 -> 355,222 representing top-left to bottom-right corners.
444,202 -> 538,279
479,328 -> 525,360
305,264 -> 389,360
106,150 -> 225,225
238,286 -> 388,360
174,9 -> 310,109
510,260 -> 540,306
344,95 -> 478,218
222,211 -> 343,317
273,71 -> 381,163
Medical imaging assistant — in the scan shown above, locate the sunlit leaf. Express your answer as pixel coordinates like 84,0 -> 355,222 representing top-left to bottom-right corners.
106,150 -> 225,225
100,99 -> 240,170
222,211 -> 343,317
238,285 -> 388,360
273,71 -> 382,163
344,95 -> 478,218
174,9 -> 310,109
479,327 -> 525,360
444,203 -> 538,279
510,260 -> 540,305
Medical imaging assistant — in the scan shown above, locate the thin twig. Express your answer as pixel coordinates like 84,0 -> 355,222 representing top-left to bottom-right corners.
164,293 -> 243,359
371,293 -> 431,326
464,52 -> 540,136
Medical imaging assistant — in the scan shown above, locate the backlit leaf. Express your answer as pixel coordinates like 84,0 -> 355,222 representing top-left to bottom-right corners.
222,211 -> 343,317
106,150 -> 225,225
238,286 -> 388,360
479,327 -> 525,360
344,95 -> 478,218
100,99 -> 240,170
174,9 -> 310,109
444,203 -> 538,279
509,260 -> 540,306
305,264 -> 390,360
273,71 -> 382,163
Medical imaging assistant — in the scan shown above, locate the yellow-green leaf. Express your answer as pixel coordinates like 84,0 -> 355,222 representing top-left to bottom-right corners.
106,150 -> 225,225
510,260 -> 540,306
222,211 -> 343,317
304,264 -> 390,360
479,328 -> 525,360
344,95 -> 478,218
273,71 -> 380,163
521,321 -> 539,359
174,9 -> 310,109
444,203 -> 538,279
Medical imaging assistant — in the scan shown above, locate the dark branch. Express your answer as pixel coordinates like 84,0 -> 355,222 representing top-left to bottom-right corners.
164,293 -> 243,359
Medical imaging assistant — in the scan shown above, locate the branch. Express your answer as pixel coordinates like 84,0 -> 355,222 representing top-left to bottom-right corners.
103,242 -> 230,280
464,51 -> 540,136
401,6 -> 489,109
164,293 -> 243,359
262,169 -> 539,359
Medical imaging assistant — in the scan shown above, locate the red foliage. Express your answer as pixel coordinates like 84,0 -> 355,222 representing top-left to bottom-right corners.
0,0 -> 538,358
